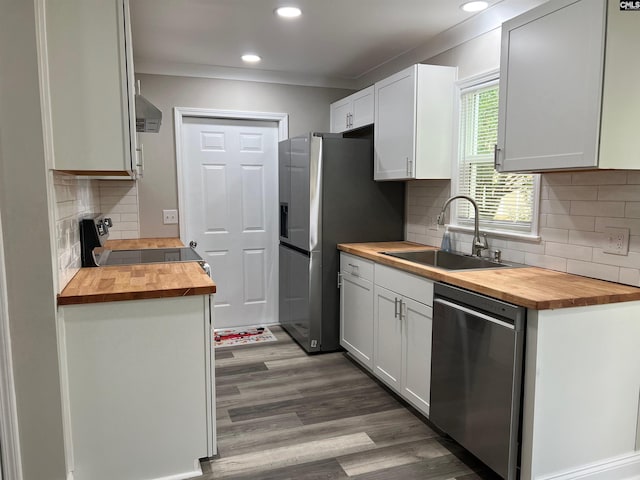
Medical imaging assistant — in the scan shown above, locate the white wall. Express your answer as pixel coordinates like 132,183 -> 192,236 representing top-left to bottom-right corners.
0,0 -> 67,478
134,74 -> 354,237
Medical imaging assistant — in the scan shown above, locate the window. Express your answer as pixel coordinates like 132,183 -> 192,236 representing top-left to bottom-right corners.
452,73 -> 539,237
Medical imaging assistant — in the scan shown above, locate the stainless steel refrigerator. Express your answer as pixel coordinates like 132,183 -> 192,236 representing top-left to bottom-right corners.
279,132 -> 404,353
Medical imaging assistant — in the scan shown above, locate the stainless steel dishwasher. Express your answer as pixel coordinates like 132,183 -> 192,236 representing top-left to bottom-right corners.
431,282 -> 525,480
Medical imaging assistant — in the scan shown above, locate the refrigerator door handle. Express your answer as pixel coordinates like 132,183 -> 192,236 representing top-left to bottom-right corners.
280,203 -> 289,238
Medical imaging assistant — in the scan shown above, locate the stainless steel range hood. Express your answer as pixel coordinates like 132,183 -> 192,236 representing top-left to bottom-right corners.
135,93 -> 162,133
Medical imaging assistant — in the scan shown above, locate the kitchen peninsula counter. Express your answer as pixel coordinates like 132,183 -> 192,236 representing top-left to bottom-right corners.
57,236 -> 216,480
338,241 -> 640,310
58,238 -> 216,306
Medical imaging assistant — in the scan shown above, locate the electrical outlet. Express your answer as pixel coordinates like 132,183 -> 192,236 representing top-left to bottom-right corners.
162,209 -> 178,225
603,227 -> 629,255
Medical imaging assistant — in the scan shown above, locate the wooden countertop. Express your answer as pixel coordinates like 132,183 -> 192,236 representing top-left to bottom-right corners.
58,238 -> 216,306
104,237 -> 184,250
338,241 -> 640,310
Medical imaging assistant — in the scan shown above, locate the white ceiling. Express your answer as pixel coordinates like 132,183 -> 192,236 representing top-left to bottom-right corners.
130,0 -> 544,89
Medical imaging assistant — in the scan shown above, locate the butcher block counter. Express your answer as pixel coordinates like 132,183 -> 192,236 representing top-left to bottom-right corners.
338,241 -> 640,310
58,238 -> 216,306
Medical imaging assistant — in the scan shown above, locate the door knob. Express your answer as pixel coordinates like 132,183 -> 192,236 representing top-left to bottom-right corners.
189,240 -> 197,248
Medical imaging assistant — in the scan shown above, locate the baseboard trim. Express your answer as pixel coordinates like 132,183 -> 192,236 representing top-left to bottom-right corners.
540,452 -> 640,480
151,470 -> 202,480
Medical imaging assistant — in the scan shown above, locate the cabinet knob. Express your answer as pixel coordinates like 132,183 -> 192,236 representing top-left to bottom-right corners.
189,240 -> 197,248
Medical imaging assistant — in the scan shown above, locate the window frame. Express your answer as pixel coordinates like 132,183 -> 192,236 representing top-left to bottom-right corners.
450,69 -> 541,241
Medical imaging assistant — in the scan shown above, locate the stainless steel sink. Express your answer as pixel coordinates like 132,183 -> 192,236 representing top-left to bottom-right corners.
382,249 -> 517,270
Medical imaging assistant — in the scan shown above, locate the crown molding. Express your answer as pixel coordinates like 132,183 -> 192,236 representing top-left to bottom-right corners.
134,60 -> 359,90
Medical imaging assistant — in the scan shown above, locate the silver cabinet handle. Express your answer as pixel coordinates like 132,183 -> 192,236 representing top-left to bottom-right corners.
494,144 -> 502,170
348,263 -> 359,276
337,272 -> 343,289
406,157 -> 412,177
394,297 -> 399,318
346,113 -> 349,129
135,143 -> 144,177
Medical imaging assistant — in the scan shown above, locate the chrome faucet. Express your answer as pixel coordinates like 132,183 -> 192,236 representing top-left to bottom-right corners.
437,195 -> 488,257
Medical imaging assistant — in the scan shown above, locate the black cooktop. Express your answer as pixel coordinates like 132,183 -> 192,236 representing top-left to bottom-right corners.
97,248 -> 203,266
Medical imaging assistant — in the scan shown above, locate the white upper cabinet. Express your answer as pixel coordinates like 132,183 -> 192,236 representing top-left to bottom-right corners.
45,0 -> 137,176
330,86 -> 374,133
497,0 -> 640,172
374,64 -> 456,181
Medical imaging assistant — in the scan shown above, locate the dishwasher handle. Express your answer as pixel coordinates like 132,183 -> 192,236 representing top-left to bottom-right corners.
434,298 -> 515,330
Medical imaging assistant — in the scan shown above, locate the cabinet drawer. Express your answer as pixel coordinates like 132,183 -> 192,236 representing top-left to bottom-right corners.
341,253 -> 374,282
375,263 -> 433,306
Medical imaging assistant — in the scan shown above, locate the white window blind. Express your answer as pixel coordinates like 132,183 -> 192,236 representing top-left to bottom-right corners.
454,78 -> 538,235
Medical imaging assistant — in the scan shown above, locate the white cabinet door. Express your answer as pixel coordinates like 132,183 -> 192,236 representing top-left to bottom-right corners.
330,97 -> 352,133
497,0 -> 606,172
330,86 -> 374,133
340,271 -> 374,369
374,64 -> 456,181
374,68 -> 416,180
401,296 -> 432,416
46,0 -> 135,176
373,285 -> 403,392
350,86 -> 375,130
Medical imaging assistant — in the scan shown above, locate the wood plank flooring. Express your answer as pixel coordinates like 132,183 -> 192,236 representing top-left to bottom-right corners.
193,326 -> 500,480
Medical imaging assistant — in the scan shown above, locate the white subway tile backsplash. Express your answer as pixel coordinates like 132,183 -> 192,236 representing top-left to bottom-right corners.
598,185 -> 640,202
595,217 -> 640,235
539,227 -> 569,244
619,268 -> 640,287
570,201 -> 625,218
540,200 -> 571,215
567,260 -> 620,283
547,185 -> 598,201
571,171 -> 628,185
405,172 -> 640,287
626,172 -> 640,185
568,230 -> 604,248
546,214 -> 595,232
624,202 -> 640,219
53,174 -> 140,292
53,173 -> 100,289
545,242 -> 592,262
542,173 -> 573,186
592,249 -> 640,269
524,253 -> 567,271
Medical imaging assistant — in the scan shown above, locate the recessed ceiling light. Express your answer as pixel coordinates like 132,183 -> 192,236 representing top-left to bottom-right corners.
241,54 -> 261,63
275,6 -> 302,18
460,0 -> 488,11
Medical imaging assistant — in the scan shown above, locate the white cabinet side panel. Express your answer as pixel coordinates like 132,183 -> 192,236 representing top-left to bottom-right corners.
62,296 -> 209,480
527,302 -> 640,478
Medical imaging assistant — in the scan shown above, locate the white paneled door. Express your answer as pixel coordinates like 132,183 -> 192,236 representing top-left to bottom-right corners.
181,117 -> 278,328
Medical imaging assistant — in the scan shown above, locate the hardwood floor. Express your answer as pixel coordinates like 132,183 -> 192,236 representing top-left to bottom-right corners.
194,326 -> 500,480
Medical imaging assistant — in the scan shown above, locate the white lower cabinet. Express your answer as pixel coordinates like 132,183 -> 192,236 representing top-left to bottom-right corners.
339,254 -> 434,417
58,295 -> 215,480
400,295 -> 432,415
373,275 -> 433,417
339,253 -> 375,368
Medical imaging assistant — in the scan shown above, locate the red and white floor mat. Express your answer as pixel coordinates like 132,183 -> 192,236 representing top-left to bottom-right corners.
213,326 -> 277,348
